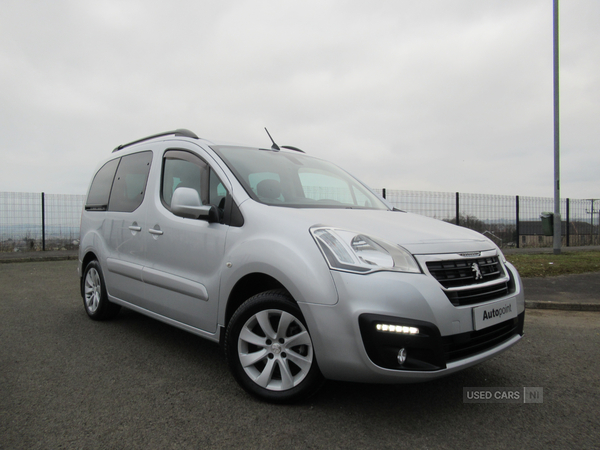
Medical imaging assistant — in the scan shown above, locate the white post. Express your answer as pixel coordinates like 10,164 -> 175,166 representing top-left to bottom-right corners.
553,0 -> 561,255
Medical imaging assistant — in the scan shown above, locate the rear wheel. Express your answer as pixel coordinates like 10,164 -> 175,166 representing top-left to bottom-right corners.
225,290 -> 324,403
82,260 -> 120,320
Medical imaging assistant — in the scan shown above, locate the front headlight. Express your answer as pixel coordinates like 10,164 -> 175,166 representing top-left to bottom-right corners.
310,227 -> 421,274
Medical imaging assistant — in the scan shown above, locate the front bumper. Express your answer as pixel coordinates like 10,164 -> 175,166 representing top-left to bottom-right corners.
299,263 -> 525,383
359,311 -> 524,371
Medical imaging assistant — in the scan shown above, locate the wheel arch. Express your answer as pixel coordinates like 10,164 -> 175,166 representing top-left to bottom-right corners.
223,272 -> 290,334
80,250 -> 100,298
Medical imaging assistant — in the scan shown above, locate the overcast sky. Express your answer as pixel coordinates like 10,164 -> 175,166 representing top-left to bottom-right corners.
1,0 -> 598,199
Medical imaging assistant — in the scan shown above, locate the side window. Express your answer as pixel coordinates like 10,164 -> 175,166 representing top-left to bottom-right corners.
108,151 -> 153,213
209,167 -> 227,208
162,150 -> 207,208
85,158 -> 120,210
162,150 -> 227,210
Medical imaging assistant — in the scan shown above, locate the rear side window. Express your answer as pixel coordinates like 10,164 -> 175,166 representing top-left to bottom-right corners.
108,151 -> 153,212
85,158 -> 120,210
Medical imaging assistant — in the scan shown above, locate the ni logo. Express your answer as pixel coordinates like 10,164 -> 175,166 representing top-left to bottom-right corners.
471,262 -> 483,280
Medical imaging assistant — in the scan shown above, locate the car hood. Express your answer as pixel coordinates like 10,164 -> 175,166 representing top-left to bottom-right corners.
285,208 -> 496,255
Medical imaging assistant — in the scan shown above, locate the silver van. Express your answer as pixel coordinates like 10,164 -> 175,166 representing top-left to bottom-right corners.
79,129 -> 524,402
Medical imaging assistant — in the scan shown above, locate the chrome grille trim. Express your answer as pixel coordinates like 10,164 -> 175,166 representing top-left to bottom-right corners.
415,250 -> 512,307
425,256 -> 506,289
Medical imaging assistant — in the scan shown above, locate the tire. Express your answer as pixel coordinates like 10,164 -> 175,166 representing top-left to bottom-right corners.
225,290 -> 324,403
82,260 -> 121,321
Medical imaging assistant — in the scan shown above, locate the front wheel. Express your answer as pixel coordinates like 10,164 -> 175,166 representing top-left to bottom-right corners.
225,290 -> 324,403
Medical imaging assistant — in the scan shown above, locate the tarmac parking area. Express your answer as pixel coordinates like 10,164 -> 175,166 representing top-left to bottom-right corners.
1,260 -> 599,449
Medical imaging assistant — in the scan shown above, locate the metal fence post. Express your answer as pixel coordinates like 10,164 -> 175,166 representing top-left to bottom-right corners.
455,192 -> 460,226
566,198 -> 570,247
41,192 -> 46,251
591,199 -> 595,245
516,195 -> 520,248
590,199 -> 594,243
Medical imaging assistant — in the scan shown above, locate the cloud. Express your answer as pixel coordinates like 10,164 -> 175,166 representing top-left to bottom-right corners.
0,0 -> 598,200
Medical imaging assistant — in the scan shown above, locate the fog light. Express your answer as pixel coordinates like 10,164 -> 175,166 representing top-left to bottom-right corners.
397,348 -> 407,365
375,324 -> 419,335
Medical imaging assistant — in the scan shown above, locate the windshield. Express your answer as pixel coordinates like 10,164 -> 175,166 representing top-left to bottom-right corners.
212,146 -> 389,210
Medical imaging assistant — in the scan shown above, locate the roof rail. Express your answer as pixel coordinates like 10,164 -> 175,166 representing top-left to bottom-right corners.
112,129 -> 199,153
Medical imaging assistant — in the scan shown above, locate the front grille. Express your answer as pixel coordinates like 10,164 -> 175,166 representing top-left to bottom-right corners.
444,282 -> 510,307
442,313 -> 524,362
426,256 -> 512,306
427,256 -> 503,289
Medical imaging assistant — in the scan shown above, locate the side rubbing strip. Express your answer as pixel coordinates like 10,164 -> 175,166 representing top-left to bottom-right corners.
142,267 -> 209,301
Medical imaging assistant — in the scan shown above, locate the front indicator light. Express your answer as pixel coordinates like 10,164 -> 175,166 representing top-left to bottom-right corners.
376,324 -> 419,335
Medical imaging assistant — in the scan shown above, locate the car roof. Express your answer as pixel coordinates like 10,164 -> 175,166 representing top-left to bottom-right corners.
112,129 -> 306,156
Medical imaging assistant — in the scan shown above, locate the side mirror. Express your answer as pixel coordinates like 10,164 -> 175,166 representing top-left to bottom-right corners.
171,187 -> 219,223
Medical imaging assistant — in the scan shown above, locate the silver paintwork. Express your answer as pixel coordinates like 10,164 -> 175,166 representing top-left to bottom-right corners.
79,134 -> 524,386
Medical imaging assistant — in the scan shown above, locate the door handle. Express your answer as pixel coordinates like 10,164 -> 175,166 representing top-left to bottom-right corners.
129,225 -> 142,232
149,228 -> 164,236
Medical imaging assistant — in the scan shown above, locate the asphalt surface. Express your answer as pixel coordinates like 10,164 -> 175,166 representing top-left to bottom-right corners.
0,260 -> 599,449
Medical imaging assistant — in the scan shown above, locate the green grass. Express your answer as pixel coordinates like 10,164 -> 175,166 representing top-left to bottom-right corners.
505,251 -> 600,278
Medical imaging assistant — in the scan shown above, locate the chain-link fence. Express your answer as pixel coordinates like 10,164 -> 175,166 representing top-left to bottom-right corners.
0,192 -> 85,252
1,190 -> 598,251
376,189 -> 599,249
